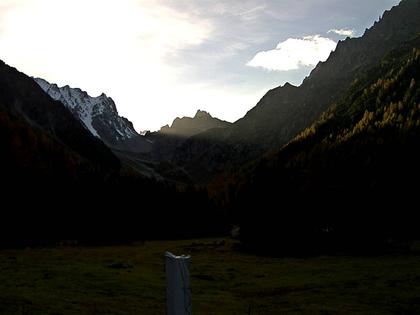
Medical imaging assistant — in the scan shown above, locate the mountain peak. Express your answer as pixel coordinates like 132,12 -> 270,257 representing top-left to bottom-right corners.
194,110 -> 212,119
282,82 -> 296,89
158,110 -> 231,137
34,78 -> 138,145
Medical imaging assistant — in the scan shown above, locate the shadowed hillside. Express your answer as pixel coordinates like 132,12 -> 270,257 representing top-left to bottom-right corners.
223,37 -> 420,254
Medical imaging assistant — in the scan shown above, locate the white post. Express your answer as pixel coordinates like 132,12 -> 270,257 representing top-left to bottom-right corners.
165,252 -> 192,315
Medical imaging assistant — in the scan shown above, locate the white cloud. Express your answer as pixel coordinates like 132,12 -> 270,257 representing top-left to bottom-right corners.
247,35 -> 337,71
328,28 -> 356,37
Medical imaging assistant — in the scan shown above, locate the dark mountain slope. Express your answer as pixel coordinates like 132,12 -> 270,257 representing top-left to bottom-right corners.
226,38 -> 420,253
0,61 -> 119,171
110,110 -> 231,182
175,0 -> 420,183
145,110 -> 231,162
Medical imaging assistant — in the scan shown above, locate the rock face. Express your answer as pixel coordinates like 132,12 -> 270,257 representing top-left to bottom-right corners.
34,78 -> 138,146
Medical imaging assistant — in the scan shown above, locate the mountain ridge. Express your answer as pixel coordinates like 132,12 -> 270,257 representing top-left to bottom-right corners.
34,77 -> 138,146
158,109 -> 231,137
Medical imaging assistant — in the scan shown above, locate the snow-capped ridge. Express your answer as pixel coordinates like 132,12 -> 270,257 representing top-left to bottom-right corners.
34,77 -> 138,145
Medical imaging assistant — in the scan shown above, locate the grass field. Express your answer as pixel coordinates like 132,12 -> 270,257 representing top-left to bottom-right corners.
1,238 -> 420,314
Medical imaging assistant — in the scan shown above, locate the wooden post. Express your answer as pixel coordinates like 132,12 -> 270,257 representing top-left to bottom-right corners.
165,252 -> 192,315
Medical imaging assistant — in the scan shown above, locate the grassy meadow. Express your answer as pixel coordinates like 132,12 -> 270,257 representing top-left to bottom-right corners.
1,238 -> 420,314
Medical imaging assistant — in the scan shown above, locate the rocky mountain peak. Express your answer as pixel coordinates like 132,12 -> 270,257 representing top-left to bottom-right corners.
34,78 -> 138,146
194,110 -> 212,119
158,110 -> 231,138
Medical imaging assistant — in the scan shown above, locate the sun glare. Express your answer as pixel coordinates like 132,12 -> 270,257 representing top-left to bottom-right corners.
0,0 -> 215,130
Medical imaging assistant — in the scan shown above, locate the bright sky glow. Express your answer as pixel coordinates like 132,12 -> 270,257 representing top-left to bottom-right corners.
0,0 -> 400,131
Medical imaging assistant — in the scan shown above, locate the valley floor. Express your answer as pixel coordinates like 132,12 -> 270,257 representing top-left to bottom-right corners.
1,238 -> 420,314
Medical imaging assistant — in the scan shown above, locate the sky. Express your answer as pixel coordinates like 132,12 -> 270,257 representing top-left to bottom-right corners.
0,0 -> 400,131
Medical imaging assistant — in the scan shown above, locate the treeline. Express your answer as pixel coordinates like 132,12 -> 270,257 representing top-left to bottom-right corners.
1,165 -> 227,248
